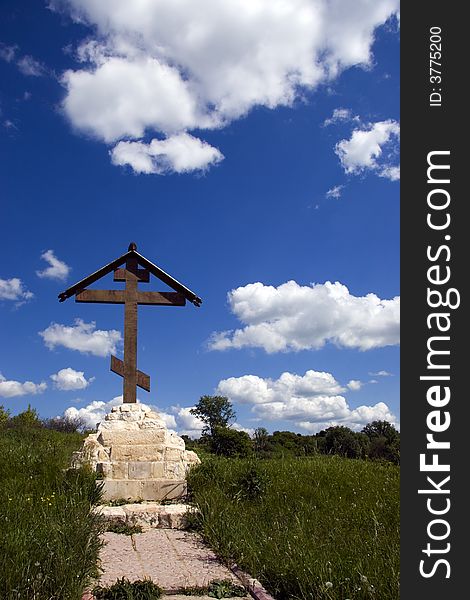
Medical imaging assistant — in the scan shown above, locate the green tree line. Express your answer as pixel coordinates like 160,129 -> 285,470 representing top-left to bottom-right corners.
187,395 -> 400,464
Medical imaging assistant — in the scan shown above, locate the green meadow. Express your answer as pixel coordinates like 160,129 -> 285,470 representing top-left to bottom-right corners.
188,456 -> 399,600
0,426 -> 104,600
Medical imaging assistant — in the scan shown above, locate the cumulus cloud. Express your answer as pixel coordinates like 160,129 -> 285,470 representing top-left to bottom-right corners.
326,185 -> 344,199
36,250 -> 71,281
50,367 -> 94,391
347,379 -> 363,391
64,396 -> 123,429
0,278 -> 34,303
217,369 -> 396,432
52,0 -> 399,171
111,133 -> 224,175
209,280 -> 400,353
335,119 -> 400,180
158,411 -> 178,430
218,370 -> 346,404
40,319 -> 122,357
0,373 -> 47,398
168,406 -> 205,438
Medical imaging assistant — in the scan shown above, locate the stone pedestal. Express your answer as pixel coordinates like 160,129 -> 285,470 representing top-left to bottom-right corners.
71,403 -> 200,502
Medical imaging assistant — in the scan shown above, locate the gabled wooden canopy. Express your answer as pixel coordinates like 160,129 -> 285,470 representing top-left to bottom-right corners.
58,242 -> 202,307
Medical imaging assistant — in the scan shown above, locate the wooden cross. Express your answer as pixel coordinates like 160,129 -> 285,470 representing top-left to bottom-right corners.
58,243 -> 202,403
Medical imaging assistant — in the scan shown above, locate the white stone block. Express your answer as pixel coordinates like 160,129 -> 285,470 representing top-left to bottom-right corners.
128,461 -> 152,479
111,444 -> 164,462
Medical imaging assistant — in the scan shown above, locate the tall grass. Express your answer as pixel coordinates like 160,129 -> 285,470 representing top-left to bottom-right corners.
188,456 -> 399,600
0,427 -> 104,599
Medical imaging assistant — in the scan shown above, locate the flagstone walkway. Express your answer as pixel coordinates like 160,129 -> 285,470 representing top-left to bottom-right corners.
96,529 -> 250,594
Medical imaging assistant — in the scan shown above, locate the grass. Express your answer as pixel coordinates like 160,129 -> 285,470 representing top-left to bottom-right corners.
93,578 -> 162,600
0,426 -> 105,599
187,455 -> 399,600
174,580 -> 247,597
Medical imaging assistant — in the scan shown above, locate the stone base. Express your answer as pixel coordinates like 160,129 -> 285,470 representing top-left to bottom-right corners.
95,502 -> 195,530
100,478 -> 187,502
72,403 -> 200,502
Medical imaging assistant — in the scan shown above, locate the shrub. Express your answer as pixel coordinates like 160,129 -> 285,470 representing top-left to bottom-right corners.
0,404 -> 10,426
6,404 -> 42,429
233,464 -> 269,501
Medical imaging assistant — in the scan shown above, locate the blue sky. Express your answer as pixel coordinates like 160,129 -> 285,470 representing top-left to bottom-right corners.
0,0 -> 400,436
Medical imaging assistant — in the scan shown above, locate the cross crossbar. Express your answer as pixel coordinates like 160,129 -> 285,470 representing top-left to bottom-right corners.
76,289 -> 186,306
58,243 -> 201,403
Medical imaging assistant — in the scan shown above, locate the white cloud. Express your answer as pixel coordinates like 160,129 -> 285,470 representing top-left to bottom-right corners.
50,367 -> 94,390
233,422 -> 255,437
369,370 -> 393,377
36,250 -> 71,281
0,373 -> 47,398
40,318 -> 122,357
62,56 -> 201,142
335,119 -> 400,180
217,370 -> 345,404
158,411 -> 178,430
379,165 -> 400,181
347,379 -> 363,391
111,133 -> 224,175
53,0 -> 399,170
209,280 -> 399,353
64,396 -> 123,429
17,55 -> 46,77
217,369 -> 396,432
0,278 -> 34,302
326,184 -> 344,199
323,107 -> 359,127
169,406 -> 205,438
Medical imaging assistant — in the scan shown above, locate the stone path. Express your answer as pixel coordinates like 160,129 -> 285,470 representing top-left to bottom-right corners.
97,529 -> 249,593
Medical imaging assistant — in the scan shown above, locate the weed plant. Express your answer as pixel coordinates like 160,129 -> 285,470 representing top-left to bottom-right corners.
0,427 -> 104,599
187,456 -> 399,600
106,522 -> 143,535
93,578 -> 162,600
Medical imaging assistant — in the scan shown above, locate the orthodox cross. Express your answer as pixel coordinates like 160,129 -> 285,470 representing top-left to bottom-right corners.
58,243 -> 202,403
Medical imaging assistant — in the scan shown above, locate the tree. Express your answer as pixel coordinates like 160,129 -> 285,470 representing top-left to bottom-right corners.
253,427 -> 269,454
190,395 -> 236,436
210,426 -> 252,457
322,426 -> 369,459
42,415 -> 85,433
362,420 -> 400,464
362,420 -> 399,443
